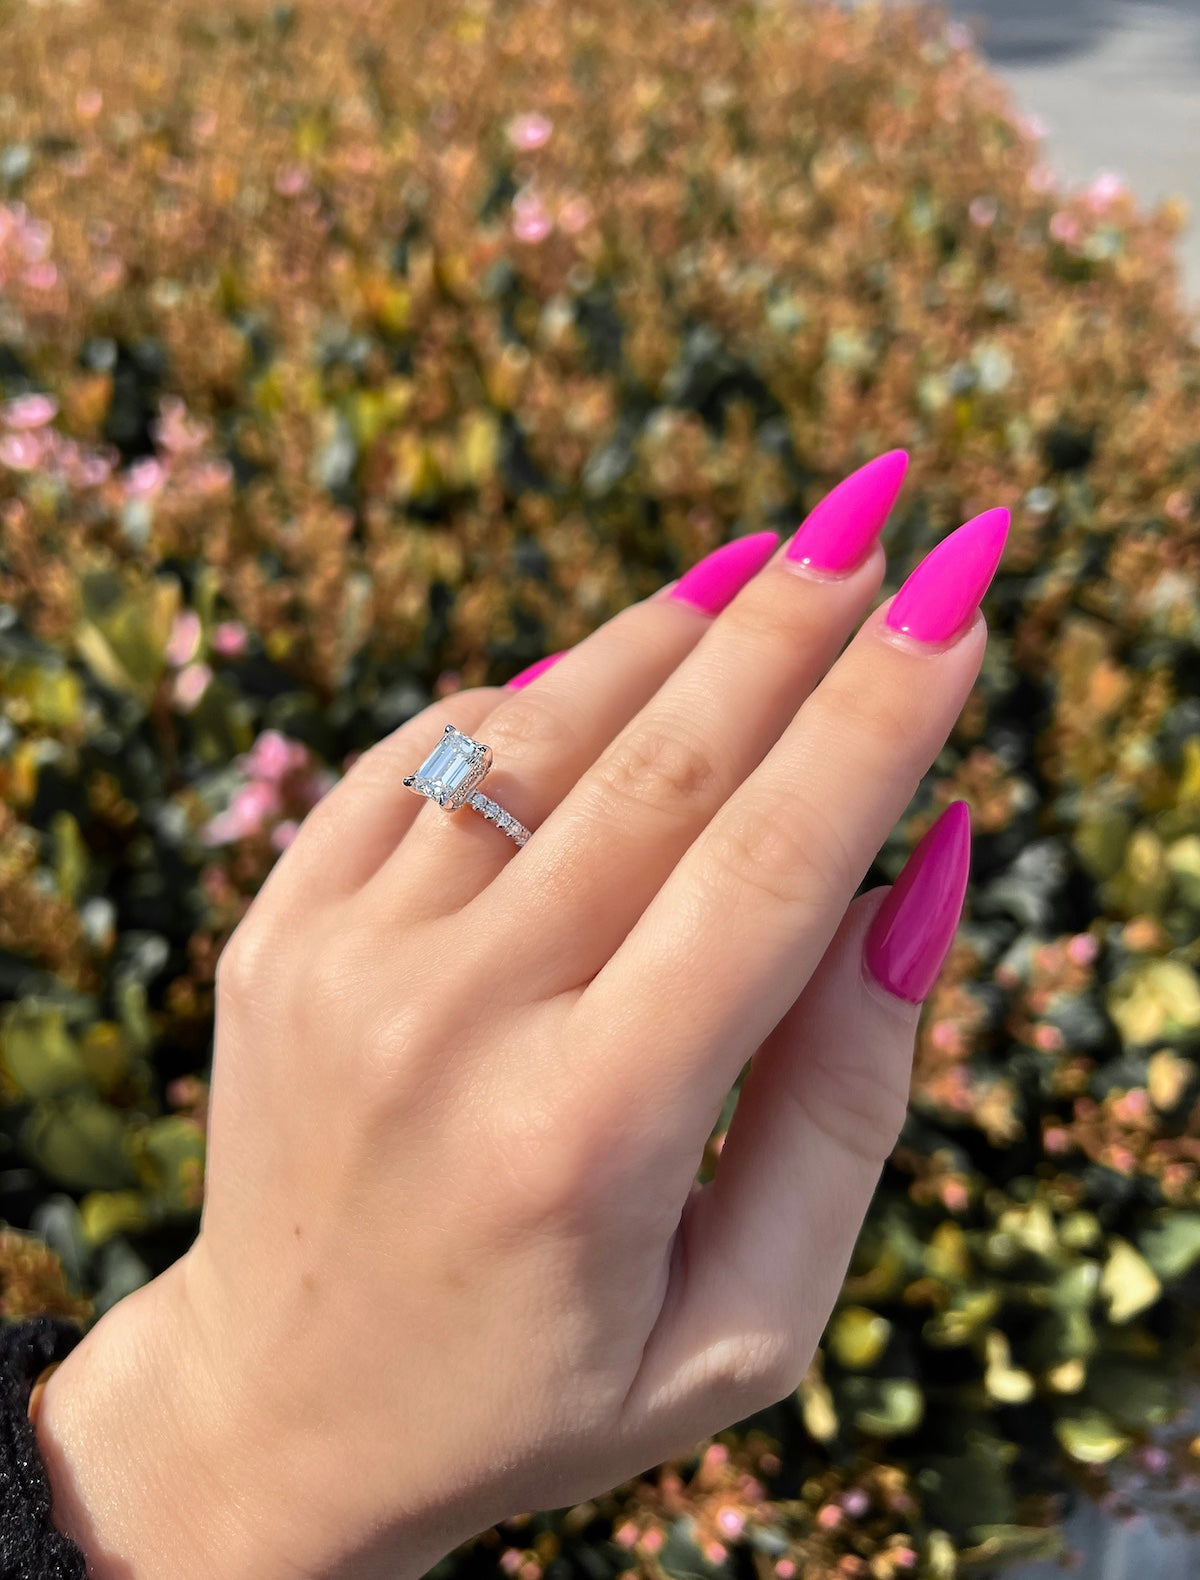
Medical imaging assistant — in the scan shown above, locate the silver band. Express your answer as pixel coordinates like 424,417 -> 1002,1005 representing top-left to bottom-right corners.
403,724 -> 531,850
465,792 -> 530,847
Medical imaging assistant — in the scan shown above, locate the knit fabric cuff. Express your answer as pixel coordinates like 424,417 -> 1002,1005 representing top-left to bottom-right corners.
0,1316 -> 89,1580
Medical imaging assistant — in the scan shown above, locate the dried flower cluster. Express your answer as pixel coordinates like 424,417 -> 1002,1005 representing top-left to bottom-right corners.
2,0 -> 1199,1573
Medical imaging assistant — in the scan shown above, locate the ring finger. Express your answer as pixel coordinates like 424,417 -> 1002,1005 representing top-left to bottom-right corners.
373,450 -> 909,919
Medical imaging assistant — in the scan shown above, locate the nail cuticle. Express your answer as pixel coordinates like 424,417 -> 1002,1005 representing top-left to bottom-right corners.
873,606 -> 986,658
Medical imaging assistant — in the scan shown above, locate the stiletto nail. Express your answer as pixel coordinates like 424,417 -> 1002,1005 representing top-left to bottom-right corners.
670,531 -> 779,616
885,507 -> 1010,644
786,449 -> 909,574
506,651 -> 567,690
864,801 -> 971,1003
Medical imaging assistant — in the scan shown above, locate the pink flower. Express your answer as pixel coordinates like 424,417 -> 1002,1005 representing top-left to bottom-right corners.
841,1489 -> 870,1518
498,1551 -> 523,1576
613,1522 -> 639,1548
893,1549 -> 918,1571
212,620 -> 248,658
1068,933 -> 1099,965
512,189 -> 553,243
230,778 -> 281,834
1050,211 -> 1082,246
775,1563 -> 796,1580
817,1504 -> 843,1530
716,1507 -> 745,1538
945,20 -> 973,49
507,112 -> 553,151
166,610 -> 203,667
239,729 -> 309,783
703,1443 -> 730,1470
274,162 -> 310,197
126,457 -> 165,495
76,88 -> 103,119
640,1528 -> 664,1555
271,819 -> 300,852
969,197 -> 997,229
3,393 -> 58,428
0,431 -> 44,471
1085,171 -> 1127,214
703,1542 -> 727,1565
172,662 -> 212,712
1044,1126 -> 1070,1155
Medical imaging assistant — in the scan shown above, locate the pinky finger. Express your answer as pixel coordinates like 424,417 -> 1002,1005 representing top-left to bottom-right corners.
617,801 -> 971,1454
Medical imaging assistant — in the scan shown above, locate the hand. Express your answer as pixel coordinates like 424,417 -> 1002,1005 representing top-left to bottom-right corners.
35,452 -> 1007,1580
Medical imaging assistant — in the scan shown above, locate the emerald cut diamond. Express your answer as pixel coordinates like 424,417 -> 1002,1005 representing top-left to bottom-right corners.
404,725 -> 492,810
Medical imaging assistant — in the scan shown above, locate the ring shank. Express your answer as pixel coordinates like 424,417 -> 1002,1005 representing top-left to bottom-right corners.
466,791 -> 530,847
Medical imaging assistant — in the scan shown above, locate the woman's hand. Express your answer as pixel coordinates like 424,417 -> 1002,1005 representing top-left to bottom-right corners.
35,452 -> 1007,1580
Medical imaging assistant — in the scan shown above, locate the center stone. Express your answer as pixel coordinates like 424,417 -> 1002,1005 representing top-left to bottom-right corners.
406,726 -> 492,810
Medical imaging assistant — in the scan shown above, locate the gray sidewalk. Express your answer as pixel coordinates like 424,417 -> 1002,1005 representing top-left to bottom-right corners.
891,0 -> 1200,298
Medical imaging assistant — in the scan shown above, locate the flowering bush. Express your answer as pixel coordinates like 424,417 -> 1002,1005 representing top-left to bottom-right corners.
2,0 -> 1200,1573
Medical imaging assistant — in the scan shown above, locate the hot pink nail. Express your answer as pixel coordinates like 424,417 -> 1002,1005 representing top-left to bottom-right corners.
786,450 -> 909,574
885,507 -> 1010,644
506,651 -> 567,690
670,531 -> 779,616
864,801 -> 971,1003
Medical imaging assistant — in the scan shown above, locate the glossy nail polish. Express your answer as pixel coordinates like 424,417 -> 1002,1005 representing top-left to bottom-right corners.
864,801 -> 971,1003
885,507 -> 1010,644
786,449 -> 909,574
670,531 -> 779,616
506,651 -> 567,690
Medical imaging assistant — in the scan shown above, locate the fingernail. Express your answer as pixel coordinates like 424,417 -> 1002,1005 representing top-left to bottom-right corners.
506,651 -> 567,690
785,449 -> 909,574
670,531 -> 780,616
864,801 -> 972,1003
885,507 -> 1010,644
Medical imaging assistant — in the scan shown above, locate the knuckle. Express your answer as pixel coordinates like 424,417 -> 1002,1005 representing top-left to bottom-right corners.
710,1329 -> 800,1411
822,672 -> 915,762
213,921 -> 262,1003
792,1056 -> 910,1169
491,688 -> 585,762
704,795 -> 857,911
595,726 -> 719,818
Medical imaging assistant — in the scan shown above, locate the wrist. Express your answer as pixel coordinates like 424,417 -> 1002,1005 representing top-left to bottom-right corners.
32,1249 -> 458,1580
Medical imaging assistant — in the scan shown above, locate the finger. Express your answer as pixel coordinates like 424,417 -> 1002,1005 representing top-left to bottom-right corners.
457,451 -> 911,958
368,529 -> 782,919
247,689 -> 501,916
616,804 -> 970,1449
578,507 -> 1006,1138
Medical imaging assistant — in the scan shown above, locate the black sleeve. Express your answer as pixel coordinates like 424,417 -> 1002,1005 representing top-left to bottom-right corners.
0,1316 -> 89,1579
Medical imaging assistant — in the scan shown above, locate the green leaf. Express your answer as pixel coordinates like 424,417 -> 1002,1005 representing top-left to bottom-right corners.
2,1001 -> 89,1099
20,1096 -> 137,1191
1056,1410 -> 1131,1465
1139,1213 -> 1200,1281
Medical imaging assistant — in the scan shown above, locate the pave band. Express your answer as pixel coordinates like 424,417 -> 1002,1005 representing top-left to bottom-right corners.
403,724 -> 531,850
465,791 -> 531,847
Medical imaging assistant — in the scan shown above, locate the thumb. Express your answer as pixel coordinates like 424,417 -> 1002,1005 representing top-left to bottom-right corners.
617,802 -> 970,1453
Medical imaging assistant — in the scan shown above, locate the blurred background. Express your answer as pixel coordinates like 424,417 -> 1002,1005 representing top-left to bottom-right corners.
1,2 -> 1199,1578
917,0 -> 1200,294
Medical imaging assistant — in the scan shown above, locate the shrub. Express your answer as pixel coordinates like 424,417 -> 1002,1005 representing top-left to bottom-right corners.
2,0 -> 1199,1573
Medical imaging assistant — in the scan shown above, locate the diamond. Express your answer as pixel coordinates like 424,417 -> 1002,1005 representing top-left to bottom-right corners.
407,726 -> 492,810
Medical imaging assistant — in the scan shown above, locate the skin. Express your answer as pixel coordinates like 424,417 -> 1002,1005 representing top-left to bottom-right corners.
34,533 -> 988,1580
